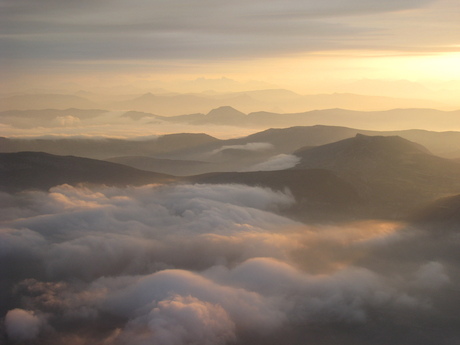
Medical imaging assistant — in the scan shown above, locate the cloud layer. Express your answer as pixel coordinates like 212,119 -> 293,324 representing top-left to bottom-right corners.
1,183 -> 460,344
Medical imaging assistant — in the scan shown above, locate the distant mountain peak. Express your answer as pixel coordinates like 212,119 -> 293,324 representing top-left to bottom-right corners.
206,106 -> 246,118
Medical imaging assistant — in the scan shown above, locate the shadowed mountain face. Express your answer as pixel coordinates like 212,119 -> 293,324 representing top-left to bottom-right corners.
0,152 -> 175,192
293,134 -> 460,218
410,194 -> 460,226
188,169 -> 363,222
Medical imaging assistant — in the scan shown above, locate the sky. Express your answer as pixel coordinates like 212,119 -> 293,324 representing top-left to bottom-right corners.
2,0 -> 460,94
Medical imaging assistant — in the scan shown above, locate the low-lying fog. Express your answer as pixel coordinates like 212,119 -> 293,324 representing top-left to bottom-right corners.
2,183 -> 459,344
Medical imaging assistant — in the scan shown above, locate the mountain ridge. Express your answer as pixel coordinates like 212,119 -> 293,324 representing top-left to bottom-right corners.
0,152 -> 175,192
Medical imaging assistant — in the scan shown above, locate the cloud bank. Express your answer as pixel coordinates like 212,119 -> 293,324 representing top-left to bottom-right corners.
1,183 -> 460,344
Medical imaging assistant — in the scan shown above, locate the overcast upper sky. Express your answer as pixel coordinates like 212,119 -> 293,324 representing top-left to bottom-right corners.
2,0 -> 460,92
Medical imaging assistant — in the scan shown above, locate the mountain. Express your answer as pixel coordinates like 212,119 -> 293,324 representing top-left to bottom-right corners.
294,134 -> 431,173
105,156 -> 213,176
187,169 -> 362,222
292,134 -> 460,218
0,152 -> 175,193
389,130 -> 460,158
109,88 -> 450,116
163,124 -> 460,162
224,125 -> 460,158
197,106 -> 247,125
5,125 -> 460,174
0,133 -> 219,160
0,94 -> 97,111
244,108 -> 460,131
157,106 -> 248,126
238,125 -> 370,154
410,194 -> 460,226
150,106 -> 460,131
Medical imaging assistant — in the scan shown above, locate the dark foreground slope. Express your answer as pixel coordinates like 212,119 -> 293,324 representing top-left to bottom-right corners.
0,152 -> 175,192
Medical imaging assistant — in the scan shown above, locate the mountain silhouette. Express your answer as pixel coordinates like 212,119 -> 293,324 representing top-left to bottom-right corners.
0,152 -> 175,192
199,106 -> 247,125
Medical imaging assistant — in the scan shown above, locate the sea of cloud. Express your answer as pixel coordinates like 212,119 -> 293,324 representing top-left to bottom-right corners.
1,182 -> 459,344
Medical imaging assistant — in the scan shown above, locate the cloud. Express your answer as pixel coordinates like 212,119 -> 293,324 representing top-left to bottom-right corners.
243,154 -> 300,171
413,261 -> 450,289
120,294 -> 236,345
211,142 -> 274,155
4,309 -> 42,341
1,183 -> 460,344
53,115 -> 81,127
1,183 -> 297,282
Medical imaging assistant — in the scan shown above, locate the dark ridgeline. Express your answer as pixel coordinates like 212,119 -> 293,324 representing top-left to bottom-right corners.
0,152 -> 175,193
